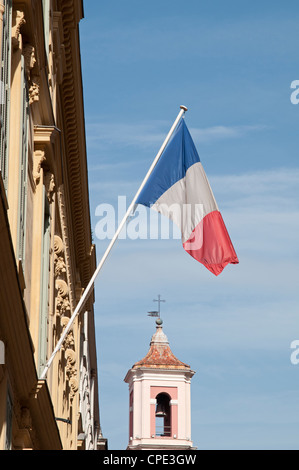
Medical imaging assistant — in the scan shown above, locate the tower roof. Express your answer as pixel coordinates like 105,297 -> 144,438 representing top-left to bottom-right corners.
132,320 -> 190,370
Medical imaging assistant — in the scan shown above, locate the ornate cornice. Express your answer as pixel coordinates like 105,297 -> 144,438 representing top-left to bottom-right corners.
57,0 -> 94,289
34,125 -> 60,148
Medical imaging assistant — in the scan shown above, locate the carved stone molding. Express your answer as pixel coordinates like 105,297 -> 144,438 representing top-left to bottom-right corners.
55,188 -> 80,404
56,188 -> 75,312
34,126 -> 59,148
54,235 -> 66,277
54,235 -> 69,319
60,320 -> 78,403
60,320 -> 77,401
65,346 -> 78,403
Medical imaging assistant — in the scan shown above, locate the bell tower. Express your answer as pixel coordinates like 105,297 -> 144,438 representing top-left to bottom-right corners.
124,318 -> 196,450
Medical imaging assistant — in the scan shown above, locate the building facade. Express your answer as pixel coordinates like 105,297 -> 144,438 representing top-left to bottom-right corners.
0,0 -> 105,450
124,319 -> 196,450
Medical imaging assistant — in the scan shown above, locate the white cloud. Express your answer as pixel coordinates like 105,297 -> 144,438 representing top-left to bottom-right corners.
86,121 -> 166,150
86,120 -> 265,152
210,168 -> 299,200
190,125 -> 267,144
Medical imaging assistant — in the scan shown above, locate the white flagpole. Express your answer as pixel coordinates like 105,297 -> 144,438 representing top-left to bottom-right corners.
40,105 -> 188,380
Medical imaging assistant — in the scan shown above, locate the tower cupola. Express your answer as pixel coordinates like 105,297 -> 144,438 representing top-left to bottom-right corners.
124,319 -> 196,450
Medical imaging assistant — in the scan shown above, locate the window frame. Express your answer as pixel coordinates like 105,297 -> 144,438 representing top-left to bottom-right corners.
0,0 -> 12,189
17,53 -> 30,267
38,187 -> 51,377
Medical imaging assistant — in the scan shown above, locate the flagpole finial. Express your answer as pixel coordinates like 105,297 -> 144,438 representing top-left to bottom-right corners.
180,105 -> 188,112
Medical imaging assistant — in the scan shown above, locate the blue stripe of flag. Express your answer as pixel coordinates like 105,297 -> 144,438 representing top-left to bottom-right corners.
136,119 -> 200,207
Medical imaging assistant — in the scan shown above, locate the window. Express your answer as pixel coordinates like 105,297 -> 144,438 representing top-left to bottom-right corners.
38,190 -> 50,376
17,54 -> 30,266
0,0 -> 12,189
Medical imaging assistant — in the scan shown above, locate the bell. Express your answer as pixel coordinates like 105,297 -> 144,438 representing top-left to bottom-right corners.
155,403 -> 167,417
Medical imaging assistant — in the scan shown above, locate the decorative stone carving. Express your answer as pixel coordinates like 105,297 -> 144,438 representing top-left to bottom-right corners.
33,149 -> 46,185
69,377 -> 78,401
12,10 -> 26,49
60,316 -> 70,330
57,297 -> 71,317
55,279 -> 71,316
54,235 -> 66,277
29,76 -> 40,104
56,279 -> 68,297
54,255 -> 66,277
54,236 -> 70,317
23,44 -> 36,83
54,235 -> 64,256
54,194 -> 81,404
60,316 -> 78,403
23,43 -> 41,105
65,346 -> 78,403
57,189 -> 75,311
64,329 -> 75,352
44,172 -> 55,203
65,348 -> 76,376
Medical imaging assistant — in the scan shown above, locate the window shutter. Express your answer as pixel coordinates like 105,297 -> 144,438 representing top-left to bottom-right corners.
38,190 -> 51,376
18,54 -> 29,266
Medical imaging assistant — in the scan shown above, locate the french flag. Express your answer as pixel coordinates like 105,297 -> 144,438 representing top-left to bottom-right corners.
136,119 -> 239,276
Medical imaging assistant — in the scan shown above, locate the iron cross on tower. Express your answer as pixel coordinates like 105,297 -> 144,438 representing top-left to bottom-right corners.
147,295 -> 166,321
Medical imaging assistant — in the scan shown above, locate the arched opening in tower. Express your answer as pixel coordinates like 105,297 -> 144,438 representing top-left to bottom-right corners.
155,393 -> 171,437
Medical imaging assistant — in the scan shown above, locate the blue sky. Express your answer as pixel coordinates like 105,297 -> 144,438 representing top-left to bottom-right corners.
79,1 -> 299,450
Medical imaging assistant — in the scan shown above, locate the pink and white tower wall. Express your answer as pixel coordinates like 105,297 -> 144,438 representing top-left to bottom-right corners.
124,319 -> 196,450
